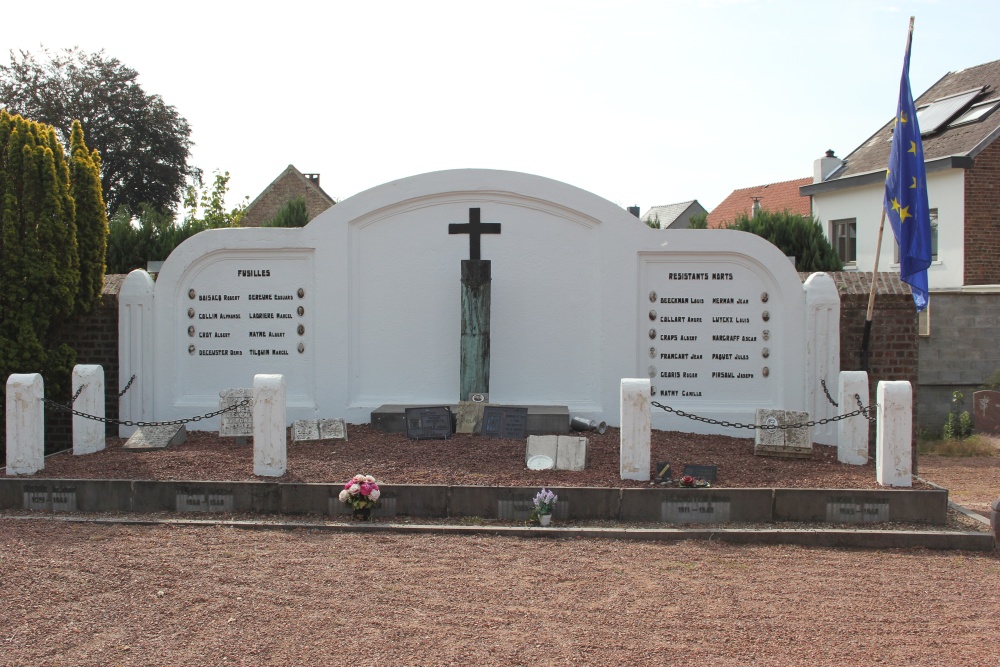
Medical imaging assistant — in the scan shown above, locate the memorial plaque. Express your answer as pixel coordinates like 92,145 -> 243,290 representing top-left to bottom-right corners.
455,401 -> 486,434
23,485 -> 49,511
207,488 -> 235,512
754,409 -> 812,458
654,462 -> 673,482
51,486 -> 77,512
176,486 -> 208,511
219,388 -> 253,437
681,464 -> 717,482
124,424 -> 187,451
292,420 -> 321,442
973,390 -> 1000,433
404,406 -> 453,440
825,496 -> 890,524
318,418 -> 347,441
480,406 -> 528,439
662,495 -> 731,523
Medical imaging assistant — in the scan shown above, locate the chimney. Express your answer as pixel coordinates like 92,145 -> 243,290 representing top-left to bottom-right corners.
304,173 -> 320,186
750,196 -> 762,218
627,206 -> 640,218
813,150 -> 843,184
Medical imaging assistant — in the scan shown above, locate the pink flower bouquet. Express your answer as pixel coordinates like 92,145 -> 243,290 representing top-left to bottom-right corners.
338,474 -> 381,510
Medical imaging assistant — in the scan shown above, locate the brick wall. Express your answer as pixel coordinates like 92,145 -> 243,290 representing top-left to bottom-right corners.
241,170 -> 334,228
44,275 -> 124,452
964,137 -> 1000,285
830,272 -> 920,469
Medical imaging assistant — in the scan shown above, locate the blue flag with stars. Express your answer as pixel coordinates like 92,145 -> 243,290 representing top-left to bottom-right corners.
884,20 -> 932,311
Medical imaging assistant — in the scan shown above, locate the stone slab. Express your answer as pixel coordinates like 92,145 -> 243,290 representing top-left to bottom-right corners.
754,409 -> 813,458
124,425 -> 187,451
404,406 -> 453,440
292,419 -> 348,442
555,435 -> 587,471
219,388 -> 253,437
455,401 -> 486,434
972,390 -> 1000,433
372,404 -> 569,435
319,419 -> 347,441
526,435 -> 558,465
481,406 -> 528,439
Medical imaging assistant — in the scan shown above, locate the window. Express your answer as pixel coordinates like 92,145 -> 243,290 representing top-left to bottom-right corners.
916,87 -> 983,135
948,99 -> 999,128
831,218 -> 856,264
894,208 -> 938,263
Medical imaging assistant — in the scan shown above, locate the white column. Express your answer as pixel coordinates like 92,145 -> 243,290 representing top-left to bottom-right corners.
837,371 -> 869,465
253,374 -> 286,477
72,365 -> 106,455
620,378 -> 651,481
6,373 -> 45,475
118,269 -> 155,437
876,380 -> 912,487
804,272 -> 840,446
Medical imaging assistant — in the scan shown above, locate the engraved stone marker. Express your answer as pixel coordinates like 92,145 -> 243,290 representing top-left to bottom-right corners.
455,401 -> 486,434
292,418 -> 348,442
124,425 -> 188,451
405,406 -> 453,440
292,420 -> 320,441
662,495 -> 731,523
972,389 -> 1000,433
754,409 -> 812,458
318,418 -> 347,441
219,388 -> 253,437
481,406 -> 528,439
825,496 -> 890,523
681,464 -> 718,482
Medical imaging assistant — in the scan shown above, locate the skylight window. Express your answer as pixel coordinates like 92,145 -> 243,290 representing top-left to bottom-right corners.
916,87 -> 983,135
947,99 -> 999,127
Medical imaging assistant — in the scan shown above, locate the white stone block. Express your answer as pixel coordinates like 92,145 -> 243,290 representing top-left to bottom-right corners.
72,365 -> 105,455
118,269 -> 154,438
6,373 -> 45,475
253,374 -> 286,477
804,272 -> 840,446
838,371 -> 869,465
526,435 -> 557,469
876,380 -> 912,487
620,378 -> 651,481
555,435 -> 587,471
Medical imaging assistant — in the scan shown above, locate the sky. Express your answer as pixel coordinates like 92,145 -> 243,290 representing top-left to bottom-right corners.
2,0 -> 999,215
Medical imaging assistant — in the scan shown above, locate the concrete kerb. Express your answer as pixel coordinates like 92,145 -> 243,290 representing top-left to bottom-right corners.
1,514 -> 994,552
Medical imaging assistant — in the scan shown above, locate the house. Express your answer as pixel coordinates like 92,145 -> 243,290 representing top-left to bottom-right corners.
706,177 -> 812,228
801,58 -> 1000,430
240,165 -> 336,228
640,200 -> 708,229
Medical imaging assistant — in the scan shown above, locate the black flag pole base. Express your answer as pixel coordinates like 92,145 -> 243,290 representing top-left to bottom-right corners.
860,319 -> 873,372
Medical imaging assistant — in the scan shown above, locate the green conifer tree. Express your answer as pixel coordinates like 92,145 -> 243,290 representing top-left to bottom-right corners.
70,120 -> 108,314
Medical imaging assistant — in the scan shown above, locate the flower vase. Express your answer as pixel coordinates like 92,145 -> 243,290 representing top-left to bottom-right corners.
538,513 -> 552,526
352,507 -> 372,522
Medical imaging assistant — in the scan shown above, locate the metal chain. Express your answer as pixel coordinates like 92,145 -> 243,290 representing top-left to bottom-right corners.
118,374 -> 136,398
41,397 -> 250,428
820,378 -> 838,407
650,398 -> 876,431
856,394 -> 877,423
70,384 -> 86,404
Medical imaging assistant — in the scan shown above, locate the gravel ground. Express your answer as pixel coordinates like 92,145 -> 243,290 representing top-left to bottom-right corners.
2,427 -> 997,665
5,424 -> 934,490
919,454 -> 1000,515
0,518 -> 998,666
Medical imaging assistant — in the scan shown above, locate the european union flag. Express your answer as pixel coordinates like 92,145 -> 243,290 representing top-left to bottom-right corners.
884,20 -> 932,311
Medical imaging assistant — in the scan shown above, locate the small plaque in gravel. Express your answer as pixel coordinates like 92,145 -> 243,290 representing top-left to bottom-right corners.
682,464 -> 718,482
481,406 -> 528,439
124,424 -> 187,451
292,420 -> 321,442
219,388 -> 253,437
318,418 -> 347,441
405,406 -> 453,440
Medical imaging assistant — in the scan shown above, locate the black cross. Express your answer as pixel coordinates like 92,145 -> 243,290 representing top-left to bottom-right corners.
449,207 -> 501,260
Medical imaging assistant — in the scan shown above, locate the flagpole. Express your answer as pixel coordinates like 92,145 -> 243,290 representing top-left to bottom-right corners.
860,207 -> 887,370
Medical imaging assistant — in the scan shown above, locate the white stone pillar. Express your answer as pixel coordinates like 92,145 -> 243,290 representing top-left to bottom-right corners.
620,378 -> 651,481
72,365 -> 106,455
803,272 -> 840,446
6,373 -> 45,475
876,380 -> 912,487
118,269 -> 155,437
253,374 -> 286,477
837,371 -> 869,465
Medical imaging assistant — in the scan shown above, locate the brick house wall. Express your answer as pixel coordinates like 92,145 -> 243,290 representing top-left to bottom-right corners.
241,168 -> 335,228
964,137 -> 1000,285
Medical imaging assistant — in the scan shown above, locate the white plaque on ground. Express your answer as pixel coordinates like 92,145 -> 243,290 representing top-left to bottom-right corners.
292,418 -> 347,442
124,425 -> 187,450
219,388 -> 253,437
754,409 -> 812,458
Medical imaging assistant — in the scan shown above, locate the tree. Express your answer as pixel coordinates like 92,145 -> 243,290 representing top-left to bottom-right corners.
264,196 -> 309,227
0,46 -> 193,216
688,212 -> 708,229
69,120 -> 108,314
0,110 -> 102,401
724,210 -> 843,272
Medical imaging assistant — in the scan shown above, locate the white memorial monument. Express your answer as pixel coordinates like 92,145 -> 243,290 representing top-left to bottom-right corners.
119,169 -> 838,435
